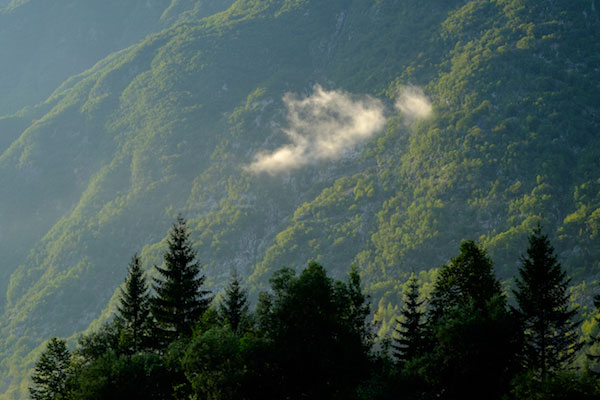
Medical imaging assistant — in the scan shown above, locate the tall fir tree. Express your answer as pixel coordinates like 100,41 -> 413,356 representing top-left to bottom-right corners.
151,215 -> 212,343
513,225 -> 582,378
116,253 -> 150,353
392,273 -> 425,364
218,272 -> 249,334
29,338 -> 72,400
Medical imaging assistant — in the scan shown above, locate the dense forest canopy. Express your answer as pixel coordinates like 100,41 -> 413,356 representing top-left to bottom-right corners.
28,220 -> 600,399
0,0 -> 597,397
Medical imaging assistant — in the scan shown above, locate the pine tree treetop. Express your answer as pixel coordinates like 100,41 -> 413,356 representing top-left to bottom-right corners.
151,215 -> 212,342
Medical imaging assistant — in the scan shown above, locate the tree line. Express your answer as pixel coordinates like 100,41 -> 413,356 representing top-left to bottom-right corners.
29,218 -> 600,399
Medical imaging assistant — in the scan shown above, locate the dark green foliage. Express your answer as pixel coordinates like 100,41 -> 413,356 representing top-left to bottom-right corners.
162,339 -> 196,400
392,273 -> 425,364
347,265 -> 372,349
70,352 -> 172,400
418,241 -> 522,399
182,326 -> 244,400
428,240 -> 502,323
116,254 -> 150,353
29,338 -> 72,400
420,295 -> 522,400
67,262 -> 374,400
62,219 -> 214,398
355,338 -> 410,400
510,370 -> 600,400
513,226 -> 582,377
587,294 -> 600,374
257,261 -> 372,400
151,215 -> 212,343
73,319 -> 122,363
218,273 -> 250,334
29,248 -> 600,400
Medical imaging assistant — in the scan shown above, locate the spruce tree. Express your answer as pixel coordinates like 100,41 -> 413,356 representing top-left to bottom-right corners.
513,225 -> 582,378
392,273 -> 425,364
116,253 -> 150,353
151,215 -> 212,343
29,338 -> 72,400
218,272 -> 249,334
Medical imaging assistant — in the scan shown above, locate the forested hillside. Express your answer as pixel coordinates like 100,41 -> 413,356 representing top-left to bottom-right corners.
0,0 -> 598,397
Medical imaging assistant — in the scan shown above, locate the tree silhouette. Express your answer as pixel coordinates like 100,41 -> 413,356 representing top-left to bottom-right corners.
219,272 -> 250,335
117,253 -> 150,352
393,273 -> 425,364
513,225 -> 582,378
30,338 -> 72,400
152,215 -> 212,343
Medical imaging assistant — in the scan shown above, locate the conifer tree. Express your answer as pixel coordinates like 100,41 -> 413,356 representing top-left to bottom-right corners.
151,215 -> 212,343
116,253 -> 150,353
218,272 -> 249,334
393,273 -> 425,364
29,338 -> 72,400
513,225 -> 582,378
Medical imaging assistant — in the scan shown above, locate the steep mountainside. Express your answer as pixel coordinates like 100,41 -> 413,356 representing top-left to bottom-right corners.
0,0 -> 598,397
0,0 -> 239,289
0,0 -> 235,115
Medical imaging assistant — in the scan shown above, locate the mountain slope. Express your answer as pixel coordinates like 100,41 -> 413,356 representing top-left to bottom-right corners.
0,0 -> 598,397
0,0 -> 236,115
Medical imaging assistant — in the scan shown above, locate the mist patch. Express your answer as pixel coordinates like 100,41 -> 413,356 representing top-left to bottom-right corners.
248,85 -> 386,175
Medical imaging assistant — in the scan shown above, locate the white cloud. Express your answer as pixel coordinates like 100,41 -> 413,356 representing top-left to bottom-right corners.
394,86 -> 432,120
248,85 -> 386,174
